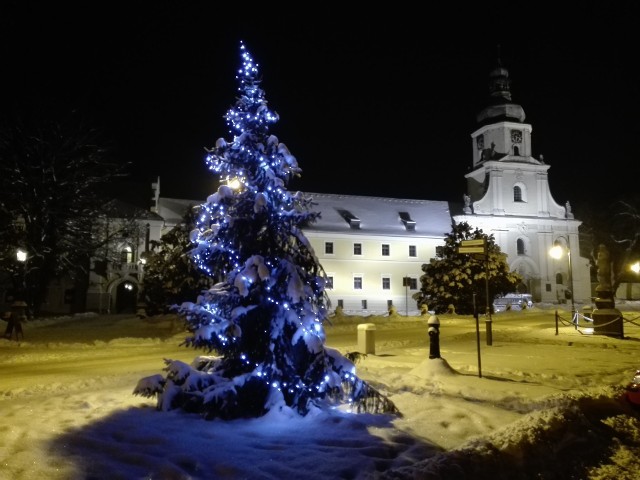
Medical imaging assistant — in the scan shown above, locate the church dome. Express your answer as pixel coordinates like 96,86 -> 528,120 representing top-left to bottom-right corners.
476,61 -> 526,125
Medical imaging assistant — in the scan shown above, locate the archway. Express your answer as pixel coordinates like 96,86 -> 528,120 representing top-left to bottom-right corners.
115,280 -> 138,314
510,256 -> 541,301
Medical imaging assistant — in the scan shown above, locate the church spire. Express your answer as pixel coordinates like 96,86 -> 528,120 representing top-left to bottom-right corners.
476,48 -> 525,125
488,44 -> 512,102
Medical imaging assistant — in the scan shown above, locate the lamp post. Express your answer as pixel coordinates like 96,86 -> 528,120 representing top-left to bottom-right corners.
136,256 -> 148,318
15,248 -> 29,313
549,236 -> 575,323
16,248 -> 27,294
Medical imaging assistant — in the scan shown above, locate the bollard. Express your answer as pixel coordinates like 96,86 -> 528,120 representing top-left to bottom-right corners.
357,323 -> 376,355
428,315 -> 440,359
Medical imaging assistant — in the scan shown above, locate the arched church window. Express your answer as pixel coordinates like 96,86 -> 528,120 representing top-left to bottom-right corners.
120,245 -> 133,264
555,273 -> 564,285
514,186 -> 523,202
517,238 -> 525,255
513,182 -> 527,203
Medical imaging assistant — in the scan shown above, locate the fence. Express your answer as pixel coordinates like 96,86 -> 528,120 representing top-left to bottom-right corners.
555,310 -> 640,337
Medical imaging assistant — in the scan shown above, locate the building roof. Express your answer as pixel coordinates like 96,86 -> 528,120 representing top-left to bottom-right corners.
303,192 -> 451,238
157,192 -> 453,238
155,197 -> 202,225
103,199 -> 164,222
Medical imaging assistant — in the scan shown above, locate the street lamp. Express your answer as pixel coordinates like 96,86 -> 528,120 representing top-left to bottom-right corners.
549,236 -> 575,323
624,261 -> 640,302
16,248 -> 27,305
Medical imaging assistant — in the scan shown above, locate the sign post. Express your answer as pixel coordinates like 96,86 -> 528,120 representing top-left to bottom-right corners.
403,277 -> 411,316
457,239 -> 492,346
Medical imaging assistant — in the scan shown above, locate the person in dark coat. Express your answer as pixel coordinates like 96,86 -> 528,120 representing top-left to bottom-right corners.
2,311 -> 13,339
4,301 -> 27,340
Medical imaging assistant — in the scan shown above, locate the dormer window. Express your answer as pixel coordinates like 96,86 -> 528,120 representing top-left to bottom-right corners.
399,212 -> 416,231
337,209 -> 360,229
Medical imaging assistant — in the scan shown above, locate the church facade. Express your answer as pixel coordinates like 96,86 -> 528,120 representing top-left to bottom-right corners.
454,61 -> 590,307
454,61 -> 591,304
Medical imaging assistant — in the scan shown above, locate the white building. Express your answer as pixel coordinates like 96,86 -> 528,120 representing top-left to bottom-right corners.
83,199 -> 166,315
153,192 -> 450,316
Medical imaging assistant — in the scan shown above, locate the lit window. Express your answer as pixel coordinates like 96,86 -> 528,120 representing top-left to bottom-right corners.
120,246 -> 133,264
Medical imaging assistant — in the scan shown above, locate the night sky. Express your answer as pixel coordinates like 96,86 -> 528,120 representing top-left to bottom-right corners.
2,3 -> 639,215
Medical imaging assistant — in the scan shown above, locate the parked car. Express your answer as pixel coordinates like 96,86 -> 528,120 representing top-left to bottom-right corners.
493,293 -> 533,313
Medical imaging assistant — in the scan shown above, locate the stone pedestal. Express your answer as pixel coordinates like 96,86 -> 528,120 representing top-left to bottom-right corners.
592,308 -> 624,337
592,287 -> 623,338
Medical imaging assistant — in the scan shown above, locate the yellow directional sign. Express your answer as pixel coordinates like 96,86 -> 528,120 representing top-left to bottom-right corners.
458,246 -> 485,254
460,239 -> 486,247
458,239 -> 487,255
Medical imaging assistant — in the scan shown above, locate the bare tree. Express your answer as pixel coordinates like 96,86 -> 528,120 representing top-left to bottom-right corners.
578,197 -> 640,296
609,199 -> 640,292
0,111 -> 129,315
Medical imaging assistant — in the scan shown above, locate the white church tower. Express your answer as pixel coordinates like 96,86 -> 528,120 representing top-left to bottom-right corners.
455,60 -> 591,306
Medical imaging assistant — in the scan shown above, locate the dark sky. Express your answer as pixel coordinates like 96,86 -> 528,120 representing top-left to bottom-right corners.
2,3 -> 639,215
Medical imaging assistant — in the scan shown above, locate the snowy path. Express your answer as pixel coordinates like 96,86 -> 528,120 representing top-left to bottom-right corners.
0,311 -> 639,479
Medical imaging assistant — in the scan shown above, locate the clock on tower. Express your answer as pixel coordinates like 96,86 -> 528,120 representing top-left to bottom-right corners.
511,129 -> 522,143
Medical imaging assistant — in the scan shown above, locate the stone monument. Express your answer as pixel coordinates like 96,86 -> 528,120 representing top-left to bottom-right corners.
463,194 -> 472,215
592,244 -> 624,337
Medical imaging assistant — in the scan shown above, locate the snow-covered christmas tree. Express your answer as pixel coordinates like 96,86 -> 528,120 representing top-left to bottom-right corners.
135,41 -> 398,420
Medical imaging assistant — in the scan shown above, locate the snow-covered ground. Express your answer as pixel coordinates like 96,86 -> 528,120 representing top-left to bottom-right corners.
1,304 -> 639,479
